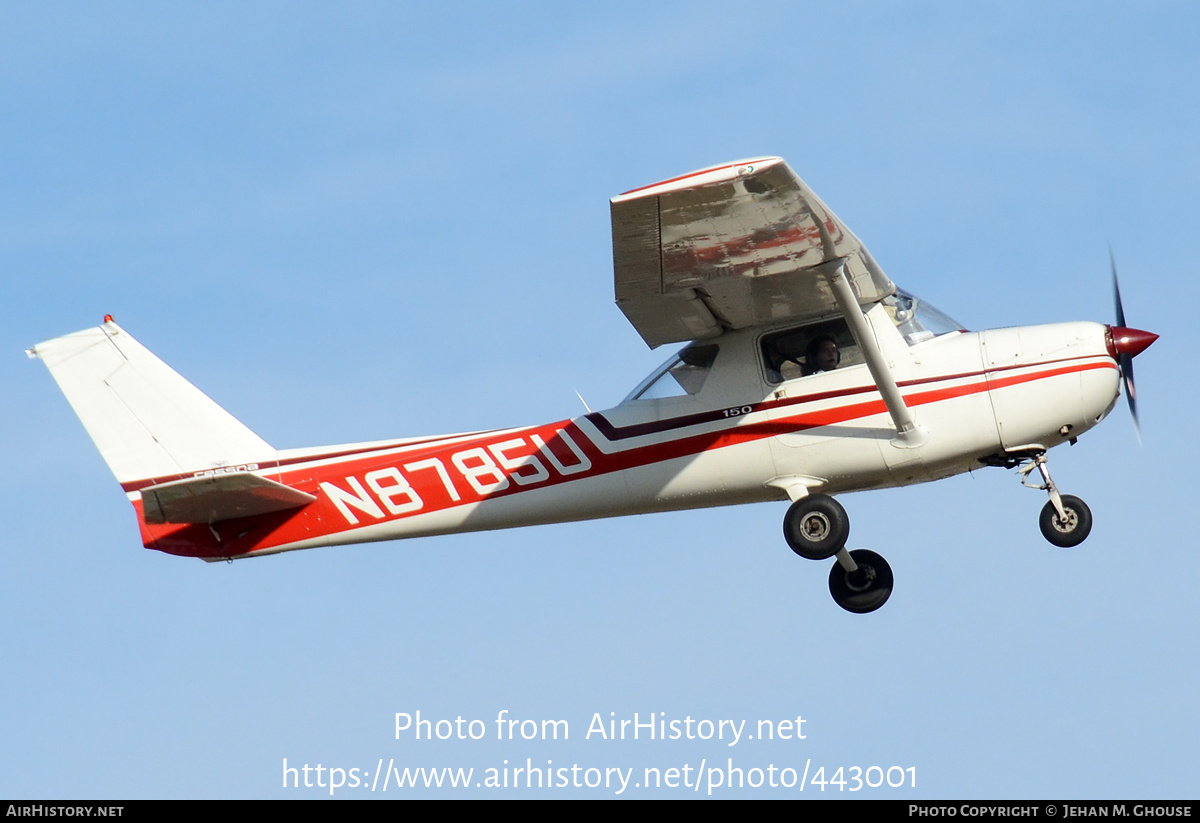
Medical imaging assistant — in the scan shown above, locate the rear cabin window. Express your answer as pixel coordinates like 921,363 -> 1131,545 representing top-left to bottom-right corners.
622,343 -> 720,402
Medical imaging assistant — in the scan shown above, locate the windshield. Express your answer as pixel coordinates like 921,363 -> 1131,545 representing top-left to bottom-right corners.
622,343 -> 719,403
884,289 -> 966,346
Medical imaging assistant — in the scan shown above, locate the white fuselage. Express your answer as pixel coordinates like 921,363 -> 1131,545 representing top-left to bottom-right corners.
161,306 -> 1118,561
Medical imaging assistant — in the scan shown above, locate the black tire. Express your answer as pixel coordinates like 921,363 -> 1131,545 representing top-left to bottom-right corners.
828,549 -> 893,614
1039,495 -> 1093,548
783,494 -> 849,560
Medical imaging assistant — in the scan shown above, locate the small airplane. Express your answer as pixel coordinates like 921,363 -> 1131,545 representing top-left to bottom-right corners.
30,157 -> 1157,613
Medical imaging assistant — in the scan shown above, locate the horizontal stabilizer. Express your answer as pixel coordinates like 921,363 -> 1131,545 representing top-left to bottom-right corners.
141,472 -> 316,525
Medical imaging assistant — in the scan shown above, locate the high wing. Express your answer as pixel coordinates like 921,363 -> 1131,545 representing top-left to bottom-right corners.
611,157 -> 894,348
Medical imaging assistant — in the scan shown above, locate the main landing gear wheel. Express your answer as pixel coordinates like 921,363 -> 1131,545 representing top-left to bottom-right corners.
1039,494 -> 1093,548
783,494 -> 849,560
828,549 -> 893,614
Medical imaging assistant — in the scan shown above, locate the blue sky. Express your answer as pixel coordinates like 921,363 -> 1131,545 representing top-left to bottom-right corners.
3,2 -> 1197,798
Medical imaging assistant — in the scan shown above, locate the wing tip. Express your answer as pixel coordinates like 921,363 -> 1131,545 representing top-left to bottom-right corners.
612,156 -> 784,202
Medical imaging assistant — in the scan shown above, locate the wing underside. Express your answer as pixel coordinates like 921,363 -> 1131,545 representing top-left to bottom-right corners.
611,157 -> 894,348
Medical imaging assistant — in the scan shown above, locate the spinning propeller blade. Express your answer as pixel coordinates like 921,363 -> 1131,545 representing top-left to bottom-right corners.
1107,250 -> 1158,439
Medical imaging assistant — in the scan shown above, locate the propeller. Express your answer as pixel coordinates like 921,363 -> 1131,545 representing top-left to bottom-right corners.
1107,249 -> 1158,439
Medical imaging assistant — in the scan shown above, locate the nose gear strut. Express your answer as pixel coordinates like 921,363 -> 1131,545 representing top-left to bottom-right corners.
1018,452 -> 1093,548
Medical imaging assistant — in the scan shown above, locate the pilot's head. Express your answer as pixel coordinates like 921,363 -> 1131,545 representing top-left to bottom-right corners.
806,335 -> 840,373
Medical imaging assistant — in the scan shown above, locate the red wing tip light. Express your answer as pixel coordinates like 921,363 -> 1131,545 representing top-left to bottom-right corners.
1106,326 -> 1159,359
103,314 -> 114,323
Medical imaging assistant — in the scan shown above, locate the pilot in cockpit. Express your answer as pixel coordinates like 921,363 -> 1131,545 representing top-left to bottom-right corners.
804,334 -> 841,375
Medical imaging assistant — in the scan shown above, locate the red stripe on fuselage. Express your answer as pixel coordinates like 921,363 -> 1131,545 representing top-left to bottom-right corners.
136,357 -> 1115,559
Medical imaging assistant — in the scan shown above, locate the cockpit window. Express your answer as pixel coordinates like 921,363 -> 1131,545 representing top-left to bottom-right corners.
761,321 -> 859,384
884,289 -> 966,346
622,343 -> 719,402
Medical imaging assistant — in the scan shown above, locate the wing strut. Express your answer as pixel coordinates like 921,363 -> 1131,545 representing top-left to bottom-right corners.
822,260 -> 925,448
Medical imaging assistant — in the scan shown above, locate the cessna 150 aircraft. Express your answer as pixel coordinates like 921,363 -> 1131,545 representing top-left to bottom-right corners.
31,157 -> 1157,613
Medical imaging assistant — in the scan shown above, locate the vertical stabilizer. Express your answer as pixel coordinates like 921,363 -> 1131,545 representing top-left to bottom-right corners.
31,320 -> 276,486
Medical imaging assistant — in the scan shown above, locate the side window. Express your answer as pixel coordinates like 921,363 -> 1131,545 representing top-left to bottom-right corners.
760,322 -> 857,384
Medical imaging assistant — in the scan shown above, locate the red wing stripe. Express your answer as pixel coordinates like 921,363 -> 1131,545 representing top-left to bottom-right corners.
617,161 -> 758,197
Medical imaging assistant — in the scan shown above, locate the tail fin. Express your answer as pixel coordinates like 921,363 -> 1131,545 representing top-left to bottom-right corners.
30,318 -> 277,487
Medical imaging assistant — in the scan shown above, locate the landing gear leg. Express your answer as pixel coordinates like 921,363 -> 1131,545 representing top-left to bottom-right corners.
1019,452 -> 1093,548
781,493 -> 894,612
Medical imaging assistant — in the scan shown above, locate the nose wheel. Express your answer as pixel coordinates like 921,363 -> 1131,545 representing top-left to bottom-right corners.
1039,494 -> 1092,547
1018,452 -> 1093,548
783,494 -> 893,613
